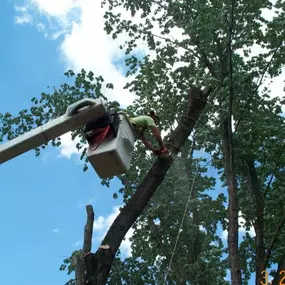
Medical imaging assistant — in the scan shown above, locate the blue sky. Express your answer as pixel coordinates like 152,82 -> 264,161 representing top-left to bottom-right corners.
0,1 -> 283,285
0,1 -> 126,285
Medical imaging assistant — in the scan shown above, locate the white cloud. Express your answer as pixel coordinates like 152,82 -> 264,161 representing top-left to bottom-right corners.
93,216 -> 105,230
36,22 -> 45,31
221,229 -> 228,241
58,0 -> 136,107
14,4 -> 33,25
14,15 -> 33,25
14,5 -> 28,12
72,240 -> 82,247
221,212 -> 255,241
57,132 -> 83,159
199,225 -> 207,232
21,0 -> 141,158
52,228 -> 60,233
93,206 -> 134,258
30,0 -> 79,18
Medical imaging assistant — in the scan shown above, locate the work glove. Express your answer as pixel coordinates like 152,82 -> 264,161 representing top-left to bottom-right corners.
153,147 -> 168,156
160,147 -> 168,154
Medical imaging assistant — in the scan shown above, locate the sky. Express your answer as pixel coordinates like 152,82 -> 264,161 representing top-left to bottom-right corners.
0,1 -> 134,285
0,1 -> 283,285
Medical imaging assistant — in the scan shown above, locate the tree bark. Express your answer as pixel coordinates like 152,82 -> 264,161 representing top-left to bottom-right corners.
84,85 -> 212,285
75,205 -> 94,285
246,160 -> 265,285
223,0 -> 242,282
222,119 -> 242,285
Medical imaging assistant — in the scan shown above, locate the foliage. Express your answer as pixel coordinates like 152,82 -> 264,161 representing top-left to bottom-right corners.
1,0 -> 285,284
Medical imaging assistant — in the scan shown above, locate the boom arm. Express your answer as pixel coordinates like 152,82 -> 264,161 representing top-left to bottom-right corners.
0,98 -> 108,164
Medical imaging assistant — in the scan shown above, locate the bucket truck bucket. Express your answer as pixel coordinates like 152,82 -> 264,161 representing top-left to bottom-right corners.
85,111 -> 136,178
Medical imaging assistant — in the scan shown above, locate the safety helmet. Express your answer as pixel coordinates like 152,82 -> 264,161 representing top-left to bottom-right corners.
149,109 -> 160,124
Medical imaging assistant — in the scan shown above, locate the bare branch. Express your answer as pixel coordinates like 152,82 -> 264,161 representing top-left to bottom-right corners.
75,205 -> 94,285
83,205 -> 95,254
151,33 -> 200,59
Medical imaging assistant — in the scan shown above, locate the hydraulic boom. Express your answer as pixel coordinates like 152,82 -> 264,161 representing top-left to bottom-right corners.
0,98 -> 107,164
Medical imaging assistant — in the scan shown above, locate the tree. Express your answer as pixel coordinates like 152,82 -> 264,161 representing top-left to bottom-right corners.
1,0 -> 285,284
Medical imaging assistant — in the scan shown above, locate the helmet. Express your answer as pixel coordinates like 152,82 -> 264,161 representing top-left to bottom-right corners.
149,109 -> 160,124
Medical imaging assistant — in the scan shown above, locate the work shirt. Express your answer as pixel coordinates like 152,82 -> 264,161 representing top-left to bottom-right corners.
129,115 -> 156,136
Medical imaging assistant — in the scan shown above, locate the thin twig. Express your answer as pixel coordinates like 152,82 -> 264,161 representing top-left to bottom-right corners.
152,33 -> 199,58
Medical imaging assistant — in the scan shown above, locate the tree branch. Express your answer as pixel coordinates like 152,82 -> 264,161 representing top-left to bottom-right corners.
263,145 -> 285,199
151,33 -> 200,59
272,253 -> 285,285
235,39 -> 284,131
246,160 -> 265,285
84,85 -> 212,285
261,207 -> 285,270
148,218 -> 183,283
75,205 -> 94,285
83,205 -> 95,254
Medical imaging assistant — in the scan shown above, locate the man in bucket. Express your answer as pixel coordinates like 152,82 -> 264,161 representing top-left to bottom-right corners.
129,110 -> 168,156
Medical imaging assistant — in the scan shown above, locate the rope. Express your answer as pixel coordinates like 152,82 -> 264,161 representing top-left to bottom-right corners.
163,87 -> 219,284
163,137 -> 209,285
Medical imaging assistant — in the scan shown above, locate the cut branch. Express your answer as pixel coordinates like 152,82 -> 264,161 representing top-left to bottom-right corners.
84,85 -> 212,285
75,205 -> 94,285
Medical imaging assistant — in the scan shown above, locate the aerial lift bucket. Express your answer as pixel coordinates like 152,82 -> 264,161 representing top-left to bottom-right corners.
0,98 -> 136,179
84,111 -> 137,179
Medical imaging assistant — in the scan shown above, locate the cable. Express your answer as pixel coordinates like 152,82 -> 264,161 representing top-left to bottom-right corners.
163,136 -> 209,284
163,87 -> 219,284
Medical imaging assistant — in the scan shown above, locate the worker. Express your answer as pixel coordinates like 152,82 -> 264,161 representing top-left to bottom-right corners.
129,110 -> 168,155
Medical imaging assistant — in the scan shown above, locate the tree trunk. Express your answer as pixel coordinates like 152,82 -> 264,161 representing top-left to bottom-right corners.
222,118 -> 242,285
75,205 -> 94,285
223,0 -> 242,281
246,160 -> 265,285
84,85 -> 212,285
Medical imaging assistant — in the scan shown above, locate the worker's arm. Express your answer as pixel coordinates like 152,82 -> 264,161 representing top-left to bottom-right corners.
139,134 -> 155,151
150,126 -> 165,149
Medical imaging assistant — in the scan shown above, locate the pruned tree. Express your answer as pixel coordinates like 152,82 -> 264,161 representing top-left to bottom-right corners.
1,0 -> 285,284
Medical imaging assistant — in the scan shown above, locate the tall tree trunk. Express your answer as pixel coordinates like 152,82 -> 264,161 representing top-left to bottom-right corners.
83,85 -> 212,285
223,0 -> 242,283
222,118 -> 242,285
246,160 -> 265,285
